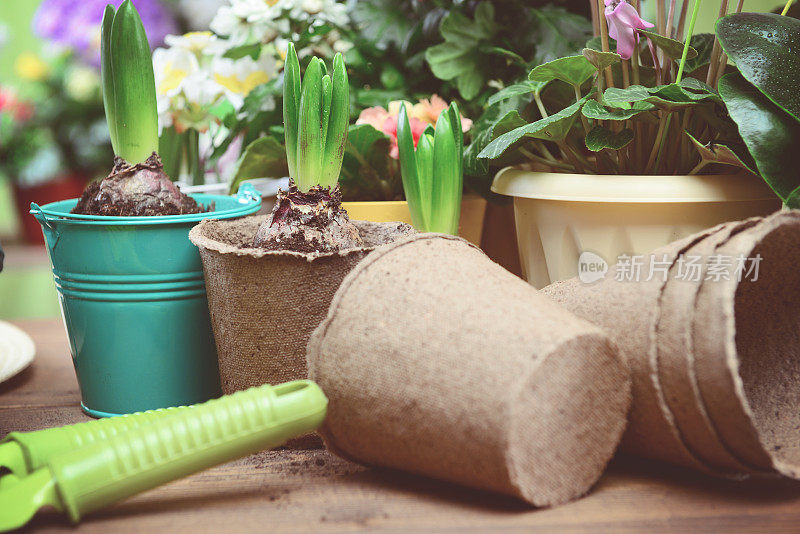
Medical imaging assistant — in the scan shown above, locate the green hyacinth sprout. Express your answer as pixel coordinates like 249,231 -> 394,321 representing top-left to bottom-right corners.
283,43 -> 350,193
101,0 -> 159,164
397,103 -> 464,235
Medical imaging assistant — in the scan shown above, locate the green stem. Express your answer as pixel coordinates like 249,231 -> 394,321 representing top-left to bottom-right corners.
574,85 -> 591,133
186,129 -> 203,186
688,160 -> 708,175
520,147 -> 575,171
782,0 -> 794,15
534,93 -> 549,119
676,0 -> 702,83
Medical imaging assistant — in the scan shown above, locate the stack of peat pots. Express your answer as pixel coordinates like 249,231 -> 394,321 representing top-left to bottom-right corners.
544,210 -> 800,479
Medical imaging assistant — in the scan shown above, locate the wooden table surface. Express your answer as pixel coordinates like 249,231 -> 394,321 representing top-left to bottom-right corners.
4,320 -> 800,533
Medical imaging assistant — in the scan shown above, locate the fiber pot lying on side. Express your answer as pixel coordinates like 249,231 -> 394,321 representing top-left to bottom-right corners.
307,233 -> 631,507
191,44 -> 412,393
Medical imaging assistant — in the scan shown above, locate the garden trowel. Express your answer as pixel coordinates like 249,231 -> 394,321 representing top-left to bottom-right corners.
0,380 -> 327,531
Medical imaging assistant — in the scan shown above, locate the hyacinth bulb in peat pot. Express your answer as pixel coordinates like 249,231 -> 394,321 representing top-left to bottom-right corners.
253,43 -> 360,252
189,43 -> 414,395
474,0 -> 785,288
29,0 -> 261,418
73,1 -> 205,216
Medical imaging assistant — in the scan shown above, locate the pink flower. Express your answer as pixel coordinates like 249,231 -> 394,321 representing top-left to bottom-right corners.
411,95 -> 473,132
604,0 -> 654,60
357,103 -> 427,159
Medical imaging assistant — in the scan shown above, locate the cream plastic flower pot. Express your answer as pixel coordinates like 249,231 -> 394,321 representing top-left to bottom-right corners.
491,168 -> 781,288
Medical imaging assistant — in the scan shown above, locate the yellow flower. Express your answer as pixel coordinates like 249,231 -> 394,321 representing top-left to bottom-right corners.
214,71 -> 270,96
15,52 -> 49,81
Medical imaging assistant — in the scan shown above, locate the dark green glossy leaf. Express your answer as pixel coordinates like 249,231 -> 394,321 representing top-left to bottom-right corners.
464,105 -> 528,176
717,12 -> 800,122
585,126 -> 634,151
718,73 -> 800,202
582,48 -> 621,72
582,99 -> 654,120
637,29 -> 697,60
683,33 -> 715,74
487,81 -> 549,106
529,55 -> 596,87
478,97 -> 588,160
604,84 -> 699,110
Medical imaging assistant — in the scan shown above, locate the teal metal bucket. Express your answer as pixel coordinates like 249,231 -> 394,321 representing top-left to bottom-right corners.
30,184 -> 262,417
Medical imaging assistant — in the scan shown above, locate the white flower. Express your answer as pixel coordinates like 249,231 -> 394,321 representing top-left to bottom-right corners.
164,31 -> 226,56
211,53 -> 277,109
177,0 -> 229,31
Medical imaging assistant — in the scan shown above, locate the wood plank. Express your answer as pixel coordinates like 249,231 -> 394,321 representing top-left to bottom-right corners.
4,319 -> 800,533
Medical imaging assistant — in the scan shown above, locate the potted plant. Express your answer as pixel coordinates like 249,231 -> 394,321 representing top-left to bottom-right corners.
475,0 -> 791,287
396,101 -> 465,234
29,1 -> 261,418
190,43 -> 413,395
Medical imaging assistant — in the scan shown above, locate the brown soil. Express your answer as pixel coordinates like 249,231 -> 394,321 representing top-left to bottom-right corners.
253,182 -> 362,253
72,153 -> 211,216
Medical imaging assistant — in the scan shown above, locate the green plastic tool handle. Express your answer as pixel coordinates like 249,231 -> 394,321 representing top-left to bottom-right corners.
49,380 -> 327,522
2,407 -> 182,476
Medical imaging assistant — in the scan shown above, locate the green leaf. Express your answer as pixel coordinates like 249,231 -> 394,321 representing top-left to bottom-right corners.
296,57 -> 323,192
223,43 -> 261,60
486,81 -> 548,106
582,99 -> 654,120
109,0 -> 159,163
581,48 -> 621,72
338,124 -> 396,201
529,55 -> 596,87
530,6 -> 593,65
397,104 -> 424,230
684,130 -> 755,173
431,110 -> 461,235
100,5 -> 117,154
283,43 -> 300,182
603,84 -> 700,110
228,136 -> 289,195
585,126 -> 634,151
718,73 -> 800,203
683,33 -> 716,74
716,12 -> 800,122
478,97 -> 588,160
350,0 -> 416,49
415,131 -> 435,229
464,106 -> 528,176
424,2 -> 496,100
637,30 -> 697,61
320,52 -> 349,188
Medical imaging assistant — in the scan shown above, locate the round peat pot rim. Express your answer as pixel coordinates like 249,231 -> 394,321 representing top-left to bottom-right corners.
189,217 -> 411,261
29,183 -> 262,226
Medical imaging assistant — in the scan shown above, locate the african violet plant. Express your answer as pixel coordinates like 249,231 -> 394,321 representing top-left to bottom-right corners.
474,0 -> 800,207
252,43 -> 360,252
397,102 -> 464,235
72,0 -> 206,216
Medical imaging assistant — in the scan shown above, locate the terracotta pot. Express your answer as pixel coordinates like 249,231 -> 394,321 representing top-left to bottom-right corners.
491,169 -> 781,288
341,194 -> 487,246
13,173 -> 88,244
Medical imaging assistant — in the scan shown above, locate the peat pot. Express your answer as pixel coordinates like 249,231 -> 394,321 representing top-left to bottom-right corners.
492,169 -> 780,288
190,217 -> 413,395
30,184 -> 262,417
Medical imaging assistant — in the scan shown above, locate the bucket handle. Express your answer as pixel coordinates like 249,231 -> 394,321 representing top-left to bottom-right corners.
30,203 -> 61,250
235,183 -> 261,205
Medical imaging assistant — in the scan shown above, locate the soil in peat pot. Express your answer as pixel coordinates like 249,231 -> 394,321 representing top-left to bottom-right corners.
254,182 -> 362,253
72,153 -> 212,216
